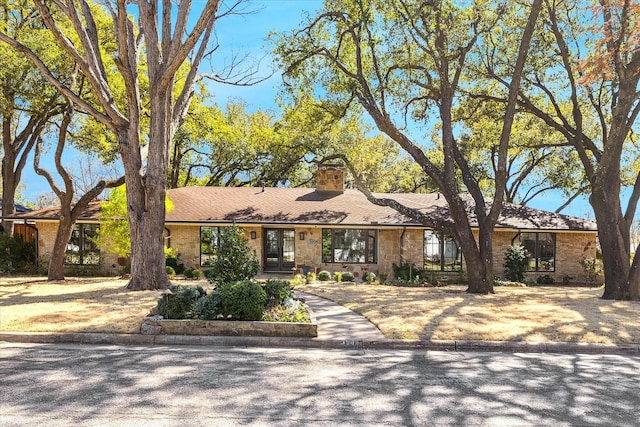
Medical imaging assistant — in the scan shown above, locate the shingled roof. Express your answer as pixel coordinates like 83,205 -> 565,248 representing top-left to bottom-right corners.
5,186 -> 597,231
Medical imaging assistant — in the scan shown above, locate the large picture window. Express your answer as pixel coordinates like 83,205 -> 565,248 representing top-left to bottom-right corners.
520,232 -> 556,272
200,226 -> 220,266
322,229 -> 376,264
423,230 -> 462,271
65,224 -> 100,265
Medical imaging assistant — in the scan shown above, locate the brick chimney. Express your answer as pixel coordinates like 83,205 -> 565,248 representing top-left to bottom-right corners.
316,166 -> 344,193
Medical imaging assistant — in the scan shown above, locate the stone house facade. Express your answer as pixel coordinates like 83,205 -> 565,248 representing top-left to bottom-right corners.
9,168 -> 598,282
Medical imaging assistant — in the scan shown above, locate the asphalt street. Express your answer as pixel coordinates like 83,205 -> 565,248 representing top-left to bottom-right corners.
1,343 -> 639,426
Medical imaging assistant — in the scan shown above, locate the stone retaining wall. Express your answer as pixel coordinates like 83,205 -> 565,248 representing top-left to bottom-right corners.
141,316 -> 317,338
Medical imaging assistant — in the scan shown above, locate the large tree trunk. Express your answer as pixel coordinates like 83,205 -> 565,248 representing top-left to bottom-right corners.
591,176 -> 636,300
48,213 -> 73,281
122,91 -> 173,290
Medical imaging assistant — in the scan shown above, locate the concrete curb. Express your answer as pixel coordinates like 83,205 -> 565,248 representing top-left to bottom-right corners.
2,332 -> 639,355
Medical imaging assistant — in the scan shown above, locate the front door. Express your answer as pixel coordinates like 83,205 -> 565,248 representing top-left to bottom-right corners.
264,229 -> 295,272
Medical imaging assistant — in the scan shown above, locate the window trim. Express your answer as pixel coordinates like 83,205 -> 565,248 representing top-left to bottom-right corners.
322,228 -> 377,264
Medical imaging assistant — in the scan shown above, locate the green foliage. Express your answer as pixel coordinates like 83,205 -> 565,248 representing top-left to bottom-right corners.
184,268 -> 201,279
392,262 -> 423,282
290,274 -> 306,286
536,274 -> 555,285
96,185 -> 130,257
332,271 -> 342,282
0,234 -> 36,274
306,271 -> 316,283
204,225 -> 259,285
579,257 -> 602,283
341,271 -> 355,282
156,285 -> 206,319
216,280 -> 266,321
165,266 -> 176,277
165,252 -> 185,275
262,299 -> 310,323
317,270 -> 332,281
193,293 -> 222,320
504,244 -> 530,282
263,280 -> 294,307
364,272 -> 376,283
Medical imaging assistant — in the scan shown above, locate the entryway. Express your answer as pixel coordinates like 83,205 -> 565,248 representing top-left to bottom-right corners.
263,228 -> 295,272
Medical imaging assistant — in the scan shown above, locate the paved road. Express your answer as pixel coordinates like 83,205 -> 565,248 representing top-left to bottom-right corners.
1,343 -> 639,426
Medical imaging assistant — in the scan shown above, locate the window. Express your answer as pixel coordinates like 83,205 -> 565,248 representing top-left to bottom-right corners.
65,224 -> 100,265
322,229 -> 376,264
423,230 -> 462,271
520,232 -> 556,271
200,226 -> 220,266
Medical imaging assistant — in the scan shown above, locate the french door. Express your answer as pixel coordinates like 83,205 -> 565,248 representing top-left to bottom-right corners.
264,229 -> 295,272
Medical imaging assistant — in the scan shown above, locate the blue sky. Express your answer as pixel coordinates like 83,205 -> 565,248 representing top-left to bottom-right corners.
19,0 -> 596,219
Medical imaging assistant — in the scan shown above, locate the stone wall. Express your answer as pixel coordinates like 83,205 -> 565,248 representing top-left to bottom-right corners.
316,168 -> 344,193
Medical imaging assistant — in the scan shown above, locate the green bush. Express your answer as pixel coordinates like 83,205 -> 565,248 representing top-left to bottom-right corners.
191,269 -> 201,279
392,262 -> 423,282
204,225 -> 259,285
341,271 -> 355,282
216,280 -> 266,321
193,293 -> 222,320
165,252 -> 185,275
184,267 -> 193,278
536,274 -> 555,284
166,266 -> 176,277
364,272 -> 376,283
156,284 -> 206,319
263,280 -> 293,307
317,270 -> 331,281
504,244 -> 530,282
0,234 -> 36,274
332,271 -> 342,282
306,271 -> 316,283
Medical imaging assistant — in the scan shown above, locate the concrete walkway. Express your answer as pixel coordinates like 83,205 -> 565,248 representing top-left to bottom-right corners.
296,291 -> 385,340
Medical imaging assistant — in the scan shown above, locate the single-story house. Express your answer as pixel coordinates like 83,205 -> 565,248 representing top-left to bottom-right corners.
7,168 -> 598,282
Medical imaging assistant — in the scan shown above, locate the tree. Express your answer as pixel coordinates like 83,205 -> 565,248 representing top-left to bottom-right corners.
33,97 -> 124,280
486,0 -> 640,299
275,0 -> 542,293
0,0 -> 239,290
0,0 -> 67,234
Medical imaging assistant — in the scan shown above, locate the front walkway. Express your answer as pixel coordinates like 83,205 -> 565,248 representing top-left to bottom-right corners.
296,291 -> 385,340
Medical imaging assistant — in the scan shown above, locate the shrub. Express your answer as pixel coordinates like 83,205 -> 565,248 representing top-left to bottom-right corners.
0,234 -> 36,274
184,268 -> 201,279
263,280 -> 293,307
364,272 -> 376,283
290,274 -> 306,286
333,271 -> 342,282
317,270 -> 331,281
216,280 -> 266,321
156,284 -> 206,319
504,244 -> 530,282
536,274 -> 555,284
193,293 -> 222,320
341,271 -> 355,282
165,249 -> 185,275
190,269 -> 201,279
306,271 -> 316,283
392,262 -> 423,282
579,257 -> 602,283
166,266 -> 176,277
204,225 -> 259,285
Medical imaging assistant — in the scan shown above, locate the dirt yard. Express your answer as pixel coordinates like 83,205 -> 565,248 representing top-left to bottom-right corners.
1,276 -> 639,344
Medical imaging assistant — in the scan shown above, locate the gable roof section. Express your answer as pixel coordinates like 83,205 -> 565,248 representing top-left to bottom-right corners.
5,186 -> 597,232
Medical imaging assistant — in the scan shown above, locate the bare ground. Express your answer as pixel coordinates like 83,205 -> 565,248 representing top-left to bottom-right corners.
1,276 -> 639,344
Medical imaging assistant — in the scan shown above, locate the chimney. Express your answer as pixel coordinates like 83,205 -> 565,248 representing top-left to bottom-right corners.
316,165 -> 344,194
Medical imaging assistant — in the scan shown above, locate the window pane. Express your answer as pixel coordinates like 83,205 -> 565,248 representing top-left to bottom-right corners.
442,236 -> 462,271
200,226 -> 219,266
282,230 -> 295,263
322,229 -> 332,263
424,230 -> 441,270
367,230 -> 376,264
538,232 -> 555,271
520,232 -> 537,271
